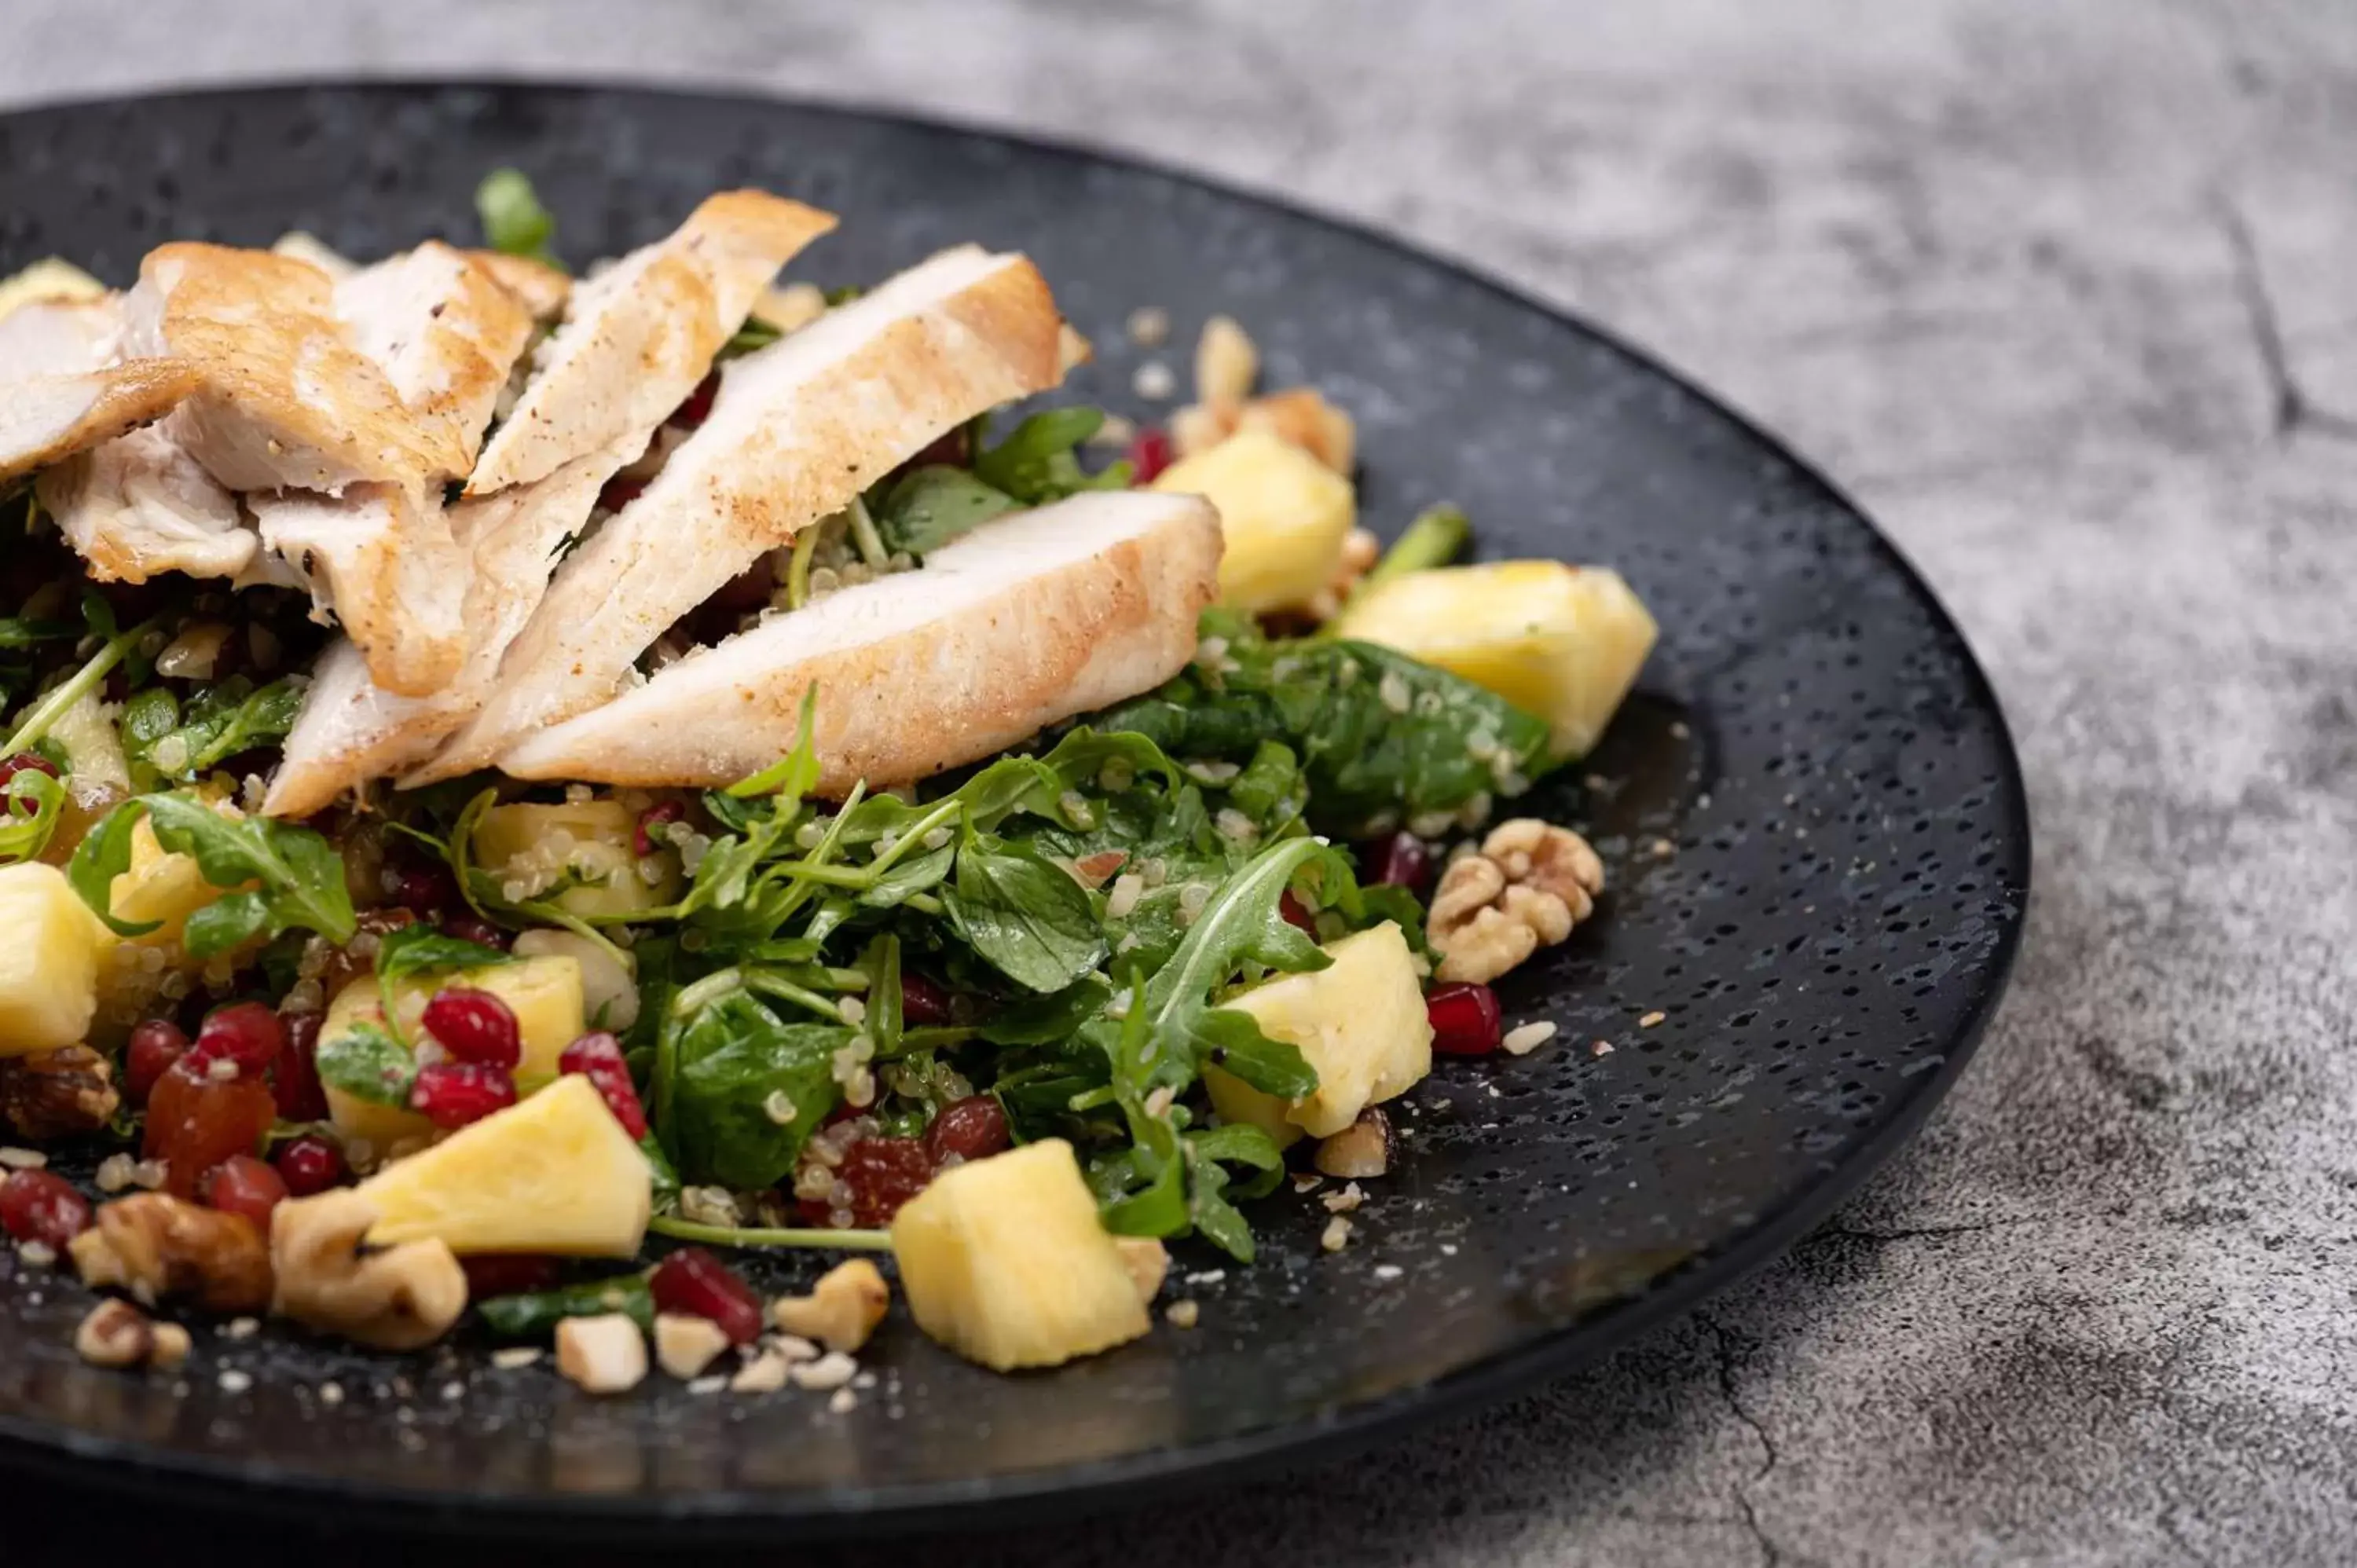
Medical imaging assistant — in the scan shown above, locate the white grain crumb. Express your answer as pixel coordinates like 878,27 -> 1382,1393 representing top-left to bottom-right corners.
1184,1269 -> 1226,1287
222,1316 -> 259,1340
1373,1265 -> 1403,1282
1440,1244 -> 1459,1257
827,1386 -> 859,1415
218,1369 -> 252,1394
1321,1216 -> 1354,1253
1502,1020 -> 1558,1056
491,1347 -> 542,1371
1321,1181 -> 1365,1214
1126,305 -> 1171,346
318,1381 -> 344,1405
0,1147 -> 46,1170
1639,1010 -> 1666,1028
1132,360 -> 1176,400
442,1380 -> 466,1402
1166,1299 -> 1200,1329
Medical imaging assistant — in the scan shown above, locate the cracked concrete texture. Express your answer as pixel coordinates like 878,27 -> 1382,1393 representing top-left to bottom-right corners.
3,1 -> 2354,1563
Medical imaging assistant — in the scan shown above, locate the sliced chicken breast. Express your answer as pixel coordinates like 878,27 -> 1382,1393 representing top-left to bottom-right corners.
466,190 -> 837,496
417,246 -> 1066,782
333,242 -> 537,474
262,451 -> 618,818
0,295 -> 123,377
37,427 -> 255,584
118,243 -> 460,494
498,489 -> 1222,793
0,360 -> 198,484
468,251 -> 570,321
251,484 -> 469,698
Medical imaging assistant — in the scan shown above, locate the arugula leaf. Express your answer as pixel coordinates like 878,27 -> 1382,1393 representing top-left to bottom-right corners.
720,318 -> 782,359
372,922 -> 511,1046
65,802 -> 156,936
68,794 -> 357,955
315,1020 -> 417,1109
873,465 -> 1020,557
0,765 -> 64,865
668,989 -> 849,1189
123,676 -> 303,786
946,839 -> 1106,993
475,168 -> 561,269
478,1275 -> 653,1340
970,408 -> 1132,504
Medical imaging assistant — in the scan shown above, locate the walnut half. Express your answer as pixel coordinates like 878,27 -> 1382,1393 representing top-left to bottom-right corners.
1428,819 -> 1605,984
269,1190 -> 466,1352
0,1046 -> 120,1141
70,1192 -> 273,1313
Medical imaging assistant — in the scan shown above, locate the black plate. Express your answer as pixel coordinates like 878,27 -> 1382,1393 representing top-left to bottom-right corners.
0,82 -> 2028,1537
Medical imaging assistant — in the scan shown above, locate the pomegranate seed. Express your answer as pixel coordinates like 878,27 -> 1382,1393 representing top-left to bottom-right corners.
393,863 -> 458,914
649,1247 -> 764,1343
409,1062 -> 517,1129
190,1002 -> 284,1075
1127,426 -> 1175,485
1365,831 -> 1435,898
422,987 -> 521,1068
557,1031 -> 646,1139
671,370 -> 722,429
1278,888 -> 1317,935
124,1018 -> 189,1105
0,751 -> 60,792
0,1170 -> 91,1248
273,1009 -> 328,1121
144,1057 -> 277,1198
633,801 -> 684,859
441,913 -> 508,951
596,474 -> 647,513
1427,981 -> 1504,1056
204,1155 -> 288,1231
924,1096 -> 1010,1167
273,1135 -> 346,1196
900,973 -> 952,1028
462,1253 -> 565,1299
835,1137 -> 933,1227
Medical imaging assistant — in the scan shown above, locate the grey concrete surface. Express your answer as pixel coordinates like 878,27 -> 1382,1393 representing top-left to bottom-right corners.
5,2 -> 2355,1563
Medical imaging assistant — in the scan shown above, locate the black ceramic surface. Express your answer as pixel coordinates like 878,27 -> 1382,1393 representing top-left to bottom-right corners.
0,83 -> 2028,1537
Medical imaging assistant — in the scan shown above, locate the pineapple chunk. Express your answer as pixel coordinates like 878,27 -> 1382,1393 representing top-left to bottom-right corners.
1202,1066 -> 1303,1151
0,258 -> 105,321
1331,561 -> 1658,758
891,1139 -> 1150,1372
357,1074 -> 651,1256
1153,427 -> 1354,613
0,863 -> 108,1056
320,955 -> 588,1143
472,800 -> 681,920
1226,921 -> 1432,1138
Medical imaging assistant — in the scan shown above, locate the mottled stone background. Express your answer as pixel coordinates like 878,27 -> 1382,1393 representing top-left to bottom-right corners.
5,2 -> 2354,1564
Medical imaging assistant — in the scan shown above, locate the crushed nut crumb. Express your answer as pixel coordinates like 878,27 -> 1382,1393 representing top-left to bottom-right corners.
827,1386 -> 859,1415
1165,1299 -> 1200,1329
1502,1020 -> 1559,1056
1639,1011 -> 1666,1028
1321,1216 -> 1353,1253
790,1350 -> 860,1392
0,1146 -> 46,1170
491,1346 -> 543,1371
1321,1181 -> 1365,1214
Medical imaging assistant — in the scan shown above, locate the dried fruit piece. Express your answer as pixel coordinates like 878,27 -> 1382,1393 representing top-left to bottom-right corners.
143,1056 -> 277,1198
0,1045 -> 119,1141
1,1168 -> 92,1249
922,1096 -> 1010,1167
203,1155 -> 289,1231
649,1247 -> 763,1345
273,1135 -> 346,1196
1426,981 -> 1502,1057
836,1137 -> 932,1227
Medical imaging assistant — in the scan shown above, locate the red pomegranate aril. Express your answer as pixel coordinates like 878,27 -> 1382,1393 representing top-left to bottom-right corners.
0,751 -> 60,792
393,863 -> 459,915
273,1134 -> 346,1197
124,1018 -> 190,1105
649,1247 -> 764,1344
671,370 -> 722,429
409,1062 -> 517,1130
633,801 -> 685,859
923,1096 -> 1010,1167
835,1137 -> 933,1227
900,973 -> 953,1028
462,1253 -> 564,1299
1366,831 -> 1435,898
191,1001 -> 285,1075
1279,888 -> 1318,935
0,1169 -> 92,1248
421,986 -> 522,1068
1127,426 -> 1175,485
273,1009 -> 328,1121
144,1057 -> 277,1198
441,913 -> 508,951
1427,981 -> 1505,1056
204,1155 -> 288,1231
596,474 -> 647,513
557,1031 -> 647,1139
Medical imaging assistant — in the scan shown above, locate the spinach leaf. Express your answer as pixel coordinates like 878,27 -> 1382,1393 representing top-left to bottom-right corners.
0,617 -> 75,651
478,1275 -> 653,1339
66,794 -> 357,954
970,408 -> 1132,504
315,1021 -> 417,1109
0,765 -> 64,866
873,465 -> 1020,556
947,839 -> 1105,993
668,989 -> 850,1189
475,168 -> 561,270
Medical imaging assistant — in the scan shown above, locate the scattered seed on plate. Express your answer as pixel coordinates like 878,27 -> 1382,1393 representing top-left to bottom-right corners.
1132,361 -> 1176,400
1503,1020 -> 1558,1056
1639,1011 -> 1666,1028
218,1369 -> 252,1394
1126,305 -> 1171,346
1166,1299 -> 1200,1329
1592,1039 -> 1615,1057
828,1387 -> 859,1415
0,1148 -> 46,1171
1321,1181 -> 1365,1214
1321,1216 -> 1354,1253
491,1347 -> 542,1371
1373,1265 -> 1403,1282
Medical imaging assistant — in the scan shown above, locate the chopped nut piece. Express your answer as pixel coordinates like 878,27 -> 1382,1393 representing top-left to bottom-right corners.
1321,1181 -> 1365,1214
555,1313 -> 647,1395
654,1312 -> 731,1380
491,1346 -> 543,1371
1194,315 -> 1259,408
1314,1108 -> 1394,1179
768,1332 -> 820,1363
730,1348 -> 790,1394
0,1145 -> 47,1170
1125,305 -> 1171,347
75,1299 -> 156,1368
72,1193 -> 273,1313
1320,1216 -> 1353,1253
1114,1236 -> 1169,1303
1165,1299 -> 1200,1329
1132,361 -> 1176,401
17,1240 -> 55,1267
1639,1010 -> 1666,1028
1591,1039 -> 1615,1057
1502,1020 -> 1559,1056
827,1385 -> 858,1415
768,1257 -> 890,1354
269,1191 -> 466,1351
789,1350 -> 860,1392
1428,819 -> 1604,984
148,1321 -> 192,1370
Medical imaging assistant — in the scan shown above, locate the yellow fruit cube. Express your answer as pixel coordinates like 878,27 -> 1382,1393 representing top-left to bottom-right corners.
1202,1065 -> 1303,1151
1153,427 -> 1355,613
1227,921 -> 1432,1138
891,1139 -> 1151,1371
0,863 -> 108,1056
320,954 -> 586,1145
357,1074 -> 651,1257
1331,561 -> 1658,758
472,800 -> 681,920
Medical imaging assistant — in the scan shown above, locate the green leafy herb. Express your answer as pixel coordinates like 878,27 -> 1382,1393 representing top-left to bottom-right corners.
872,465 -> 1021,557
123,675 -> 304,787
970,408 -> 1132,505
720,317 -> 783,359
477,1275 -> 653,1340
372,922 -> 511,1046
314,1020 -> 417,1109
1,606 -> 160,757
665,987 -> 850,1189
946,838 -> 1106,993
67,793 -> 357,954
475,168 -> 562,270
0,765 -> 65,865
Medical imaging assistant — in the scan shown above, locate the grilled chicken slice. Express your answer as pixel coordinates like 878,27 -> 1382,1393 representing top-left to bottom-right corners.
0,296 -> 123,377
251,484 -> 470,698
37,427 -> 255,584
469,252 -> 570,321
333,242 -> 537,474
466,190 -> 837,495
0,359 -> 197,485
419,246 -> 1066,782
262,452 -> 618,818
498,490 -> 1222,792
118,243 -> 460,494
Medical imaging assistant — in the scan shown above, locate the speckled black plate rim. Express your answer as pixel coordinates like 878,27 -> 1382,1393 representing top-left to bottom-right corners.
0,78 -> 2031,1541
